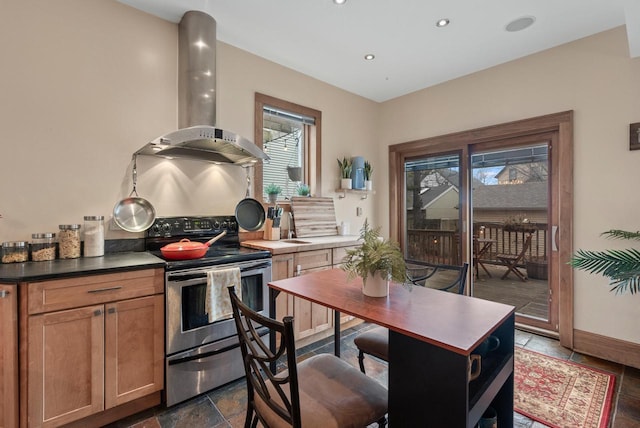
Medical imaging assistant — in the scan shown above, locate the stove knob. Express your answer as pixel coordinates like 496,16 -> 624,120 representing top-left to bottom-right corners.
162,223 -> 172,234
229,221 -> 237,231
151,224 -> 162,235
222,221 -> 228,229
213,221 -> 220,229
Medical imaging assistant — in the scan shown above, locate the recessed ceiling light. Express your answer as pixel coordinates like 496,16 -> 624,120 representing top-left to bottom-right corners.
333,0 -> 346,4
436,18 -> 450,28
364,54 -> 375,60
505,16 -> 536,32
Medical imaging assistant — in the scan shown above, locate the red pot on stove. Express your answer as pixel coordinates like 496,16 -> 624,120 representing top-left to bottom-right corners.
160,231 -> 226,260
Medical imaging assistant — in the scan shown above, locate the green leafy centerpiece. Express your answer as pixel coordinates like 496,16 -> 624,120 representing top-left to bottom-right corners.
341,219 -> 407,297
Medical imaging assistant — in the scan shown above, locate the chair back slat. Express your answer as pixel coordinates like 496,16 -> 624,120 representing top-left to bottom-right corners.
406,260 -> 469,294
228,286 -> 302,427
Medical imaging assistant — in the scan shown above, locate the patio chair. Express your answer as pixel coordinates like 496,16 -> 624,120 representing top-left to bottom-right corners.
496,233 -> 533,281
353,262 -> 469,374
228,287 -> 388,428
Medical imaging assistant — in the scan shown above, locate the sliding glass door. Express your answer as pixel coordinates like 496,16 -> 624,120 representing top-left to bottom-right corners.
470,144 -> 553,326
390,112 -> 572,341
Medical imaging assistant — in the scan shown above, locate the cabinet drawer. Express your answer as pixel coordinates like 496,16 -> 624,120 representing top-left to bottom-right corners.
294,249 -> 332,271
28,268 -> 164,314
332,246 -> 357,266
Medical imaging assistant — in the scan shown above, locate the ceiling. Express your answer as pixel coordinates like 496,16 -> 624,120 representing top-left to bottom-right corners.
118,0 -> 639,103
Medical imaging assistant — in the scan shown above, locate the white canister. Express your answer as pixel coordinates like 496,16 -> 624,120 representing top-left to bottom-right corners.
83,216 -> 105,257
338,221 -> 350,236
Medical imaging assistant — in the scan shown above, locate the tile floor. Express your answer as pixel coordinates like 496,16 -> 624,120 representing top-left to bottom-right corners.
107,324 -> 640,428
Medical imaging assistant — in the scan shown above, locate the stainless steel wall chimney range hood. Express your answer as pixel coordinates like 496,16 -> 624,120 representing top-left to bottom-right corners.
135,11 -> 269,165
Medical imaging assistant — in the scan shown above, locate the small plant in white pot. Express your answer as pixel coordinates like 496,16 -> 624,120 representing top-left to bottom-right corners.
364,161 -> 373,191
337,157 -> 353,189
341,219 -> 407,297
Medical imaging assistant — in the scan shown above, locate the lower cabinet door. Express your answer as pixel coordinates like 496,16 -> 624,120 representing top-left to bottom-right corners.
28,305 -> 105,427
104,295 -> 164,409
0,285 -> 18,428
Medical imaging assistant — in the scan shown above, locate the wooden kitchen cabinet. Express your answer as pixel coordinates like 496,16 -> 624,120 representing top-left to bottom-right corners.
262,242 -> 364,345
0,284 -> 18,428
25,269 -> 164,428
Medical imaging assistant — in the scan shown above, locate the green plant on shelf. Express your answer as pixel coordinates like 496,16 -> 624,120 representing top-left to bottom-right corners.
337,157 -> 353,179
364,161 -> 373,180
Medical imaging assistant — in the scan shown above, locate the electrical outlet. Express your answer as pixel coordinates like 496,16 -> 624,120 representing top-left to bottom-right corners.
356,207 -> 362,216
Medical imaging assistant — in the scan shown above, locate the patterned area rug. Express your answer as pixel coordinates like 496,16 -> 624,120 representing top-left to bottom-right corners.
514,347 -> 615,428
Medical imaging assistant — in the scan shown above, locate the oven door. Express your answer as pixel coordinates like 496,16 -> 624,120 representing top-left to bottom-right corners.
166,259 -> 271,356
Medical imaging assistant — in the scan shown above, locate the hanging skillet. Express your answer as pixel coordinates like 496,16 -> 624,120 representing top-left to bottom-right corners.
234,167 -> 265,232
112,155 -> 156,232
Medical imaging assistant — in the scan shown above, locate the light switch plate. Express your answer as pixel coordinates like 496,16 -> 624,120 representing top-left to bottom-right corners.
356,207 -> 362,216
630,122 -> 640,150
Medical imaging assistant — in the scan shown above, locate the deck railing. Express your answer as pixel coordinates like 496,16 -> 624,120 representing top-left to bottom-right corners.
406,222 -> 547,266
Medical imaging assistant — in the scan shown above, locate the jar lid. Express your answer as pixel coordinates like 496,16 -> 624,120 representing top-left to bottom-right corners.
32,233 -> 56,239
59,224 -> 81,230
84,216 -> 105,221
2,241 -> 28,248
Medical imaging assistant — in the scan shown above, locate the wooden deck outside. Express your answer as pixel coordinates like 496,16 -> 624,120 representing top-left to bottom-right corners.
471,264 -> 548,320
413,261 -> 549,321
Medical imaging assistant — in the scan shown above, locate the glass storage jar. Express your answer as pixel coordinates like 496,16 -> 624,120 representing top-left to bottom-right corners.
83,216 -> 104,257
30,233 -> 57,261
58,224 -> 81,259
2,241 -> 29,263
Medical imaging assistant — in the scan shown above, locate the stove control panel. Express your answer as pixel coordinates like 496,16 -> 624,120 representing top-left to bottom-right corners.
147,216 -> 238,238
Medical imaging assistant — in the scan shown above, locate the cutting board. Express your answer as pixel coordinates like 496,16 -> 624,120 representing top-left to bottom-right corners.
291,196 -> 338,238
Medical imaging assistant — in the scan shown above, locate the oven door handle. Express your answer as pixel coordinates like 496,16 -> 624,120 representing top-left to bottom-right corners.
168,329 -> 269,366
167,262 -> 271,282
168,342 -> 240,366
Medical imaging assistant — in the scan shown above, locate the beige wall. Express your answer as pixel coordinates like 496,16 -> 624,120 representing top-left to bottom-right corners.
0,0 -> 379,242
2,1 -> 638,345
378,27 -> 640,344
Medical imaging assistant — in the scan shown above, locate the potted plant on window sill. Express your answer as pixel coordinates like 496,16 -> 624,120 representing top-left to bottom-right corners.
337,157 -> 353,190
264,183 -> 282,204
341,219 -> 407,297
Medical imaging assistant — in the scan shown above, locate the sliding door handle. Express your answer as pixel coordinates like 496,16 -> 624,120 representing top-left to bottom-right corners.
552,225 -> 558,252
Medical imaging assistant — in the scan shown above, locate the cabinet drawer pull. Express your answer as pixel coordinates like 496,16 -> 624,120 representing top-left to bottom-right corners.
108,307 -> 116,314
94,309 -> 102,316
0,289 -> 9,298
87,286 -> 123,294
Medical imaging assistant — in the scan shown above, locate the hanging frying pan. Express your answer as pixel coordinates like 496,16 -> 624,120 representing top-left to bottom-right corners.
112,155 -> 156,233
234,167 -> 266,232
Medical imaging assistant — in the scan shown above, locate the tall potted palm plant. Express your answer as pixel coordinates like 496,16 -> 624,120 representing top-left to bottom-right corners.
570,229 -> 640,294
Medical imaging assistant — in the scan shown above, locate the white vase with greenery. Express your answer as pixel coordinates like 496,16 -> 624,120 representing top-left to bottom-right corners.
341,219 -> 407,297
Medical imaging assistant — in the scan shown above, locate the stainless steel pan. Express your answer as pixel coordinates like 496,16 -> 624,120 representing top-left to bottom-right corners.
113,156 -> 156,233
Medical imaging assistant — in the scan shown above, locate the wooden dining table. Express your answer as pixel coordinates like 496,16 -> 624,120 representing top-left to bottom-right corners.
268,268 -> 516,427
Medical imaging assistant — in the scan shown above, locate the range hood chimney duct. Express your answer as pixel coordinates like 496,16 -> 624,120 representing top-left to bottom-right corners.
135,11 -> 269,165
179,11 -> 216,129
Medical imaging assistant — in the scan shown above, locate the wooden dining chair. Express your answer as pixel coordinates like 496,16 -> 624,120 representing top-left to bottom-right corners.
496,233 -> 533,281
228,287 -> 388,428
353,262 -> 469,374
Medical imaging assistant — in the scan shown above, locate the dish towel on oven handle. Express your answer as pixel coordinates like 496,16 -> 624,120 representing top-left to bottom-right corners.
206,267 -> 242,323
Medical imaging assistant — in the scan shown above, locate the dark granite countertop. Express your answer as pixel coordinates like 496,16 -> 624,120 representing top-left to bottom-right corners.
0,252 -> 165,283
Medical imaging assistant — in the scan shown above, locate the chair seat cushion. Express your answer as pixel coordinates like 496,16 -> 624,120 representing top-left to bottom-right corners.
353,326 -> 389,361
254,353 -> 388,428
